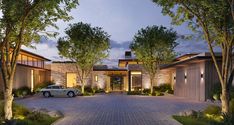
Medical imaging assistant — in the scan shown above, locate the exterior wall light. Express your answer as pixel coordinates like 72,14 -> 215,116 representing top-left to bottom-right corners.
174,76 -> 176,80
201,73 -> 203,78
184,75 -> 187,79
95,75 -> 98,82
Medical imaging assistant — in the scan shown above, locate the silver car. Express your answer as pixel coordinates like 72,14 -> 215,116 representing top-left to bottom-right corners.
40,85 -> 80,97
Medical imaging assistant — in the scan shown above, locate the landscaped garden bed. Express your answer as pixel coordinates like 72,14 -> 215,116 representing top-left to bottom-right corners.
173,99 -> 234,125
127,84 -> 174,96
0,102 -> 60,125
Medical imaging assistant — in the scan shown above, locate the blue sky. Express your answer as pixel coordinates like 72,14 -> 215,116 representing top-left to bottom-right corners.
23,0 -> 214,66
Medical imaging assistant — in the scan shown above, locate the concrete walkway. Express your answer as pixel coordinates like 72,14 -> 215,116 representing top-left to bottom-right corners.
16,94 -> 209,125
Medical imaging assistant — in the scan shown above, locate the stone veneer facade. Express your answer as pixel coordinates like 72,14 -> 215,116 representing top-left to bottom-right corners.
49,62 -> 173,92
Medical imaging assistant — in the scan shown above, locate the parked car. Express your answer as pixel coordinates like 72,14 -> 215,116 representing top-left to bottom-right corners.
40,85 -> 80,97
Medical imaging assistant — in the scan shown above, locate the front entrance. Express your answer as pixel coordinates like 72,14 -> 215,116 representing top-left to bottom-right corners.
111,76 -> 123,91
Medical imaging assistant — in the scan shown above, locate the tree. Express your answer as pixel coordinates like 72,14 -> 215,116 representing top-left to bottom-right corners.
0,0 -> 78,120
57,22 -> 110,94
130,25 -> 177,94
153,0 -> 234,113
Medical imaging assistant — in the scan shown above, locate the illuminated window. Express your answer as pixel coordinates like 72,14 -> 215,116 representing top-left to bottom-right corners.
17,54 -> 22,64
22,55 -> 27,65
28,56 -> 33,66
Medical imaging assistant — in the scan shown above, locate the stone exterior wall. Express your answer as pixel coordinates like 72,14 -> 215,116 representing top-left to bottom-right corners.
50,63 -> 92,86
92,71 -> 108,89
141,68 -> 172,89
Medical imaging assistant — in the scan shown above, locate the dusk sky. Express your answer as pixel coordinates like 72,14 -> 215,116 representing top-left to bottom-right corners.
22,0 -> 214,67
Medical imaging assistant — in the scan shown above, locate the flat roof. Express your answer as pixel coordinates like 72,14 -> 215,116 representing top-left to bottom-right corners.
161,52 -> 222,69
21,49 -> 51,61
93,68 -> 127,71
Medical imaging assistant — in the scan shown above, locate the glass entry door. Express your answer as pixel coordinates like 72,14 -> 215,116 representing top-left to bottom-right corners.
111,76 -> 123,91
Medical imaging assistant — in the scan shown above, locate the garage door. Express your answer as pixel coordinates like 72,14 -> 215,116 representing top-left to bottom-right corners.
66,73 -> 77,87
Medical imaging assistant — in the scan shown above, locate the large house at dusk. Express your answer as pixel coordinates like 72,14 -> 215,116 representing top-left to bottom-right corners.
49,51 -> 221,101
0,50 -> 222,101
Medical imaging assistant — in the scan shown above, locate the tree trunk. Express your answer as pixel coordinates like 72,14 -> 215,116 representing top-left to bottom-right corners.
221,85 -> 229,113
150,76 -> 154,94
81,83 -> 85,94
4,79 -> 14,120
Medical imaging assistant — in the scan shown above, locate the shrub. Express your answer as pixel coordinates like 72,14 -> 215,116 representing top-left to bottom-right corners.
143,89 -> 150,94
153,84 -> 173,94
84,86 -> 93,93
13,86 -> 31,97
152,91 -> 164,96
127,91 -> 141,95
203,105 -> 221,116
13,103 -> 30,119
95,89 -> 105,93
34,81 -> 55,93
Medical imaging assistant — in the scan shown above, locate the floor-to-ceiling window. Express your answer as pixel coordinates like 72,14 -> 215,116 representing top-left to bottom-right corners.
131,71 -> 142,91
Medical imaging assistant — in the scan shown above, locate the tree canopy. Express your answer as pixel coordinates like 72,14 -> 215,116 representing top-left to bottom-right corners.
130,25 -> 177,93
57,22 -> 110,93
153,0 -> 234,113
0,0 -> 79,120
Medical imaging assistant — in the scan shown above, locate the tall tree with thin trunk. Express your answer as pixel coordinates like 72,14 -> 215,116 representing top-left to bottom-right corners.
130,25 -> 177,94
153,0 -> 234,113
57,22 -> 110,94
0,0 -> 78,121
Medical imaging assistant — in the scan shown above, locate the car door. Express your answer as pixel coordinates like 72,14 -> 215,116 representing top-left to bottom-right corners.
59,86 -> 68,96
50,86 -> 60,96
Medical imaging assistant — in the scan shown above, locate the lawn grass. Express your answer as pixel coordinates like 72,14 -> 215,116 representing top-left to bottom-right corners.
173,116 -> 221,125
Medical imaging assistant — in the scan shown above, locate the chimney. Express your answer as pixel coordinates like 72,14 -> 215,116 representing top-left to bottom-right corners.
125,51 -> 132,59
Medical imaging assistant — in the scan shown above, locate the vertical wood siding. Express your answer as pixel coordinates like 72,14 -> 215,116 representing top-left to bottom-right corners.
204,61 -> 221,100
175,62 -> 205,101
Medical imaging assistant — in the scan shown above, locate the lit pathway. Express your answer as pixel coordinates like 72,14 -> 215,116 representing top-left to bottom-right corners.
16,93 -> 209,125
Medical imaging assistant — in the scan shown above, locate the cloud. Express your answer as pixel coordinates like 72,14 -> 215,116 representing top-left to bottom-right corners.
175,38 -> 221,56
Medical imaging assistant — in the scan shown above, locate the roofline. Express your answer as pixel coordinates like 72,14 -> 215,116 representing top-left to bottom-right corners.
21,49 -> 51,61
52,61 -> 75,63
160,55 -> 221,69
93,69 -> 128,71
17,63 -> 51,71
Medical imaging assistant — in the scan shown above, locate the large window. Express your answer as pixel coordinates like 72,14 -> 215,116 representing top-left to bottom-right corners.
131,72 -> 142,91
16,54 -> 45,68
22,55 -> 27,65
28,56 -> 33,66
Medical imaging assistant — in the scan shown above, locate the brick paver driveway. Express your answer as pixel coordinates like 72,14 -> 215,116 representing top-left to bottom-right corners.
16,93 -> 209,125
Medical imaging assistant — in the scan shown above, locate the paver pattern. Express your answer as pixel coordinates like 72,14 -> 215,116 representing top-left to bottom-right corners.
16,93 -> 210,125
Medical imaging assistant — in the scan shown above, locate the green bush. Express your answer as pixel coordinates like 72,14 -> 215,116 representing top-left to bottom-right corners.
152,91 -> 164,96
153,84 -> 173,94
143,89 -> 150,94
13,86 -> 32,97
34,81 -> 55,93
127,91 -> 142,95
95,89 -> 105,93
203,105 -> 221,115
84,86 -> 93,93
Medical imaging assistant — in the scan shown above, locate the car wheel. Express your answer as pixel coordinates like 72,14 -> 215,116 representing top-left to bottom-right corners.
43,92 -> 51,97
67,91 -> 75,97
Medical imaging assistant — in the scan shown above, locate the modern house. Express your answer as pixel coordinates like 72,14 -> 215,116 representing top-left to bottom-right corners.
0,49 -> 51,92
0,49 -> 223,102
49,51 -> 222,101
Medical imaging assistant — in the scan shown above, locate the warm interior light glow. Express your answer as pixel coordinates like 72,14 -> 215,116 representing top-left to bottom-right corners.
31,70 -> 34,92
95,75 -> 98,82
131,71 -> 142,75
